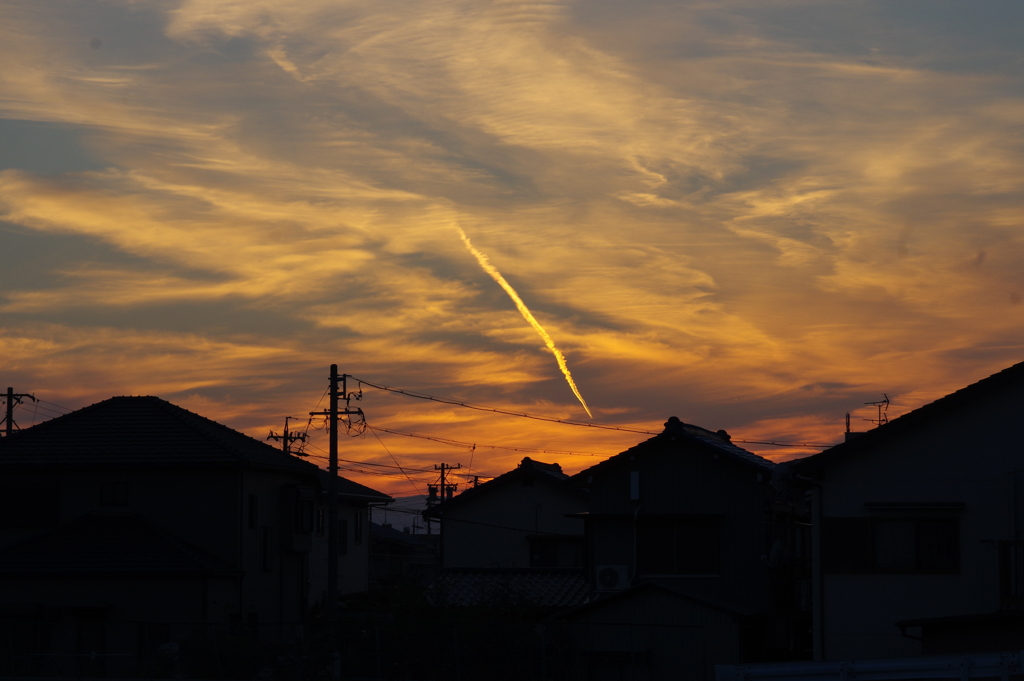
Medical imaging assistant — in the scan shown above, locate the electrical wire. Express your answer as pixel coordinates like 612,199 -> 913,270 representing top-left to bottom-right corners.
36,398 -> 73,413
353,376 -> 836,449
365,423 -> 616,457
367,426 -> 423,498
298,440 -> 437,474
352,376 -> 658,435
733,438 -> 836,449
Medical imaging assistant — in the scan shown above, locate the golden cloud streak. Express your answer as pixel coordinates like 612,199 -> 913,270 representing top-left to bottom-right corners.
456,226 -> 593,418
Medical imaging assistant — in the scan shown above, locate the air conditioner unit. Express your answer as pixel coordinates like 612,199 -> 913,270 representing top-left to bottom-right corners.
595,565 -> 630,591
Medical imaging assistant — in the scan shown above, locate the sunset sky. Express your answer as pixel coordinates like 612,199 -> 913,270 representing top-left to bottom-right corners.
2,0 -> 1023,503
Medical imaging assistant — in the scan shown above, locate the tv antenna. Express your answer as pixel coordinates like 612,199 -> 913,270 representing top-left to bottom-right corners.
864,394 -> 890,427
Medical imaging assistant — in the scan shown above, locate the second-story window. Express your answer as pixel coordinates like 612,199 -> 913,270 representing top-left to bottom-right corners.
260,526 -> 271,572
248,494 -> 258,530
354,511 -> 363,545
100,482 -> 128,507
297,499 -> 315,534
824,517 -> 959,574
0,481 -> 59,528
637,515 -> 720,575
339,518 -> 349,555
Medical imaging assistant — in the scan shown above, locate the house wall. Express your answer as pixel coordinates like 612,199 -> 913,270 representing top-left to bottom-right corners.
440,478 -> 586,569
584,440 -> 773,614
0,465 -> 364,628
817,378 -> 1024,660
0,468 -> 239,563
304,498 -> 373,599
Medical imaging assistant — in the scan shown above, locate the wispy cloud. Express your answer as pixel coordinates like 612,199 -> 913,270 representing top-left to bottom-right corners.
2,0 -> 1023,492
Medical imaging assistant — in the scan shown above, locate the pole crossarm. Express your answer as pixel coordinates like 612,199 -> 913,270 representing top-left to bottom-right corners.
3,387 -> 38,437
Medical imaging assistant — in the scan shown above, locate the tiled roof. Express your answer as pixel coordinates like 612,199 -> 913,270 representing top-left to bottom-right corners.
0,513 -> 239,577
554,580 -> 749,620
573,416 -> 775,480
797,359 -> 1024,473
0,396 -> 391,500
429,568 -> 589,608
0,396 -> 310,470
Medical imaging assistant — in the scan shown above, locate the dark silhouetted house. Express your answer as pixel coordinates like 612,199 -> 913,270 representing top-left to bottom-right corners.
369,521 -> 439,588
424,457 -> 587,570
794,360 -> 1024,660
557,416 -> 808,678
422,457 -> 589,610
0,396 -> 389,672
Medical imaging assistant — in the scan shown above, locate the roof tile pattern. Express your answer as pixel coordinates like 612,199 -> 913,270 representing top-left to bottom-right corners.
430,569 -> 589,608
0,396 -> 390,500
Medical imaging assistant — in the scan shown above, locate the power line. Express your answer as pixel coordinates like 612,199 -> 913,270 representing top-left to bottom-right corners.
299,440 -> 438,474
734,438 -> 835,449
352,376 -> 835,448
367,426 -> 424,498
366,423 -> 616,457
351,377 -> 658,435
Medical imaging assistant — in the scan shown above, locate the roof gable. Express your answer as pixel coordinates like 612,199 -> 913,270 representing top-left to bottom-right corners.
796,359 -> 1024,474
424,457 -> 582,518
572,416 -> 775,482
0,396 -> 305,469
0,395 -> 391,500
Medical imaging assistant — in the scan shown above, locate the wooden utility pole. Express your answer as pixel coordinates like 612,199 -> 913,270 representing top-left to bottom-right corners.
309,366 -> 362,621
267,416 -> 308,455
3,387 -> 36,437
436,462 -> 461,500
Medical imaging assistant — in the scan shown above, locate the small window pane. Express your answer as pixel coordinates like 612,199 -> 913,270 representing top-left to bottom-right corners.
874,520 -> 916,571
918,519 -> 959,573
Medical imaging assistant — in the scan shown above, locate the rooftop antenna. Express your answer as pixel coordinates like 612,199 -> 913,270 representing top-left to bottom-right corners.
864,394 -> 890,427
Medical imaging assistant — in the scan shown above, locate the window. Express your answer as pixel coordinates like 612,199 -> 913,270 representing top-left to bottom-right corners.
316,506 -> 325,536
354,511 -> 363,545
339,519 -> 348,555
529,536 -> 584,567
260,526 -> 271,571
637,515 -> 720,575
0,481 -> 58,528
824,517 -> 959,574
296,500 -> 315,534
248,494 -> 258,530
100,482 -> 128,507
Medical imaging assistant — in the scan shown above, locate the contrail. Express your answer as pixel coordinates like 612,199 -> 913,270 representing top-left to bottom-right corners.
456,226 -> 593,419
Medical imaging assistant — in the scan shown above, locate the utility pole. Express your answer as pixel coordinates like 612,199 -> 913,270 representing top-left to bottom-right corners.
267,416 -> 308,455
425,462 -> 462,535
2,387 -> 37,437
309,366 -> 362,622
436,462 -> 461,500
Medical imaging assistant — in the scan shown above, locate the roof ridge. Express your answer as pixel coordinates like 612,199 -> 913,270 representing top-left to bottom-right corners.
798,358 -> 1024,470
146,396 -> 258,464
